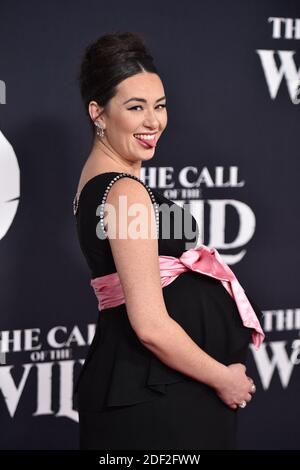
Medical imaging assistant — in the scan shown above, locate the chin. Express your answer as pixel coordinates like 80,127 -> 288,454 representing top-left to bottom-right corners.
142,150 -> 156,161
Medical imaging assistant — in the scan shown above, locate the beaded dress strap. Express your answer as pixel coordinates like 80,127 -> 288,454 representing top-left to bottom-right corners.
98,172 -> 160,239
73,193 -> 79,216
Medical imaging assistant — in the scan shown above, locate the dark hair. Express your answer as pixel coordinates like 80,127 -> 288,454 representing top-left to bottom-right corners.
78,31 -> 159,134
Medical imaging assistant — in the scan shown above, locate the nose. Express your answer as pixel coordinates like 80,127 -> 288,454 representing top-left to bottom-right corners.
143,109 -> 160,129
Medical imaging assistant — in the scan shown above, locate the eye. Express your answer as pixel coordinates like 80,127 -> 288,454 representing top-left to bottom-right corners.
128,104 -> 167,111
157,104 -> 167,109
128,105 -> 143,111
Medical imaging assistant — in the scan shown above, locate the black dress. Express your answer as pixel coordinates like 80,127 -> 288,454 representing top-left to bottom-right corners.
73,171 -> 260,450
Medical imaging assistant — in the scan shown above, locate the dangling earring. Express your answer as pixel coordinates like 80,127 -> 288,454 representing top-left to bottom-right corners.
94,121 -> 105,138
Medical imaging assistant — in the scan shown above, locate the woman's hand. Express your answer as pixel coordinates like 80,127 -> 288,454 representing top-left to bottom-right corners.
215,363 -> 256,410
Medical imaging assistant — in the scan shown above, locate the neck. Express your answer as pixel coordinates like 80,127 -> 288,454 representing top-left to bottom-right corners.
88,136 -> 142,178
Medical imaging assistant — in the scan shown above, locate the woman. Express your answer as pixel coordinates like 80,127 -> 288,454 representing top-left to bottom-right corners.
73,31 -> 264,450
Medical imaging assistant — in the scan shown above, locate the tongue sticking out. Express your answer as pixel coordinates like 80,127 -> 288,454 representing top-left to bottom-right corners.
135,135 -> 156,148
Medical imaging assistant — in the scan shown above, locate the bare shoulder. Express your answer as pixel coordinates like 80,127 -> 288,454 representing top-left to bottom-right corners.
104,175 -> 157,240
105,174 -> 153,202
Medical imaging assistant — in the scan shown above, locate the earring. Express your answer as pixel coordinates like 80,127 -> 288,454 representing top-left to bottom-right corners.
95,121 -> 105,138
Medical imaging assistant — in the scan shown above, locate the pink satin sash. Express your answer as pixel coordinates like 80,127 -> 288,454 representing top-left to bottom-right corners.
90,245 -> 265,349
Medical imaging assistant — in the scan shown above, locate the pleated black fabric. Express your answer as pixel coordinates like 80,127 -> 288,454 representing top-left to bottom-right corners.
73,172 -> 260,450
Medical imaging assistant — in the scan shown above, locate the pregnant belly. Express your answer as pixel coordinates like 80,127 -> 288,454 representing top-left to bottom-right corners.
161,270 -> 252,364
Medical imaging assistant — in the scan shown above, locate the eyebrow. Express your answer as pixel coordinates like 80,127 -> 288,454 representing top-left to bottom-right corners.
123,96 -> 166,105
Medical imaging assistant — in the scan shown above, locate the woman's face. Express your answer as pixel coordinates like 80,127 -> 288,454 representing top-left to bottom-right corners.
94,72 -> 168,163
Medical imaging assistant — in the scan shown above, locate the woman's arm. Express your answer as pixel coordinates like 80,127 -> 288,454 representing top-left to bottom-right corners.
104,177 -> 253,409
